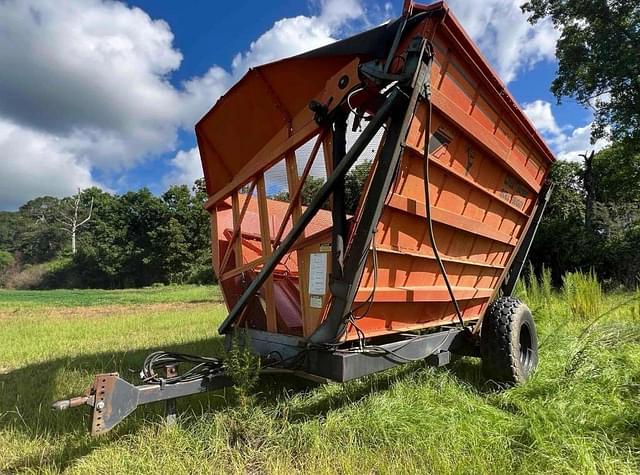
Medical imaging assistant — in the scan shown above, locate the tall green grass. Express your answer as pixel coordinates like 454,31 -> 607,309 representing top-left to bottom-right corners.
1,284 -> 639,474
562,270 -> 604,320
514,263 -> 553,311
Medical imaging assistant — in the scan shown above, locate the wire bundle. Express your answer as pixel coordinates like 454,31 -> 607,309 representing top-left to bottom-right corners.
140,351 -> 225,385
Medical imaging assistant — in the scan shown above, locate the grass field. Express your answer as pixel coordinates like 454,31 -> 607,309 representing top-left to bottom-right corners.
1,282 -> 639,474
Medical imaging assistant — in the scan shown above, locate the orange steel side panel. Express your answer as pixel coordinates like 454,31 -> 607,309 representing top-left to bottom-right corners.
347,5 -> 554,339
197,1 -> 555,341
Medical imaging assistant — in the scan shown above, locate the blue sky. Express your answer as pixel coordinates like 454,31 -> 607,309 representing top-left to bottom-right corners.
0,0 -> 607,210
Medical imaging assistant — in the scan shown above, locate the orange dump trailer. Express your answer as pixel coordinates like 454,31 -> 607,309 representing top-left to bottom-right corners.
198,0 -> 553,372
53,1 -> 554,435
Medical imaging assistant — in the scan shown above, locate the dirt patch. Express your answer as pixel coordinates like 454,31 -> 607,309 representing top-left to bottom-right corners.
0,301 -> 223,321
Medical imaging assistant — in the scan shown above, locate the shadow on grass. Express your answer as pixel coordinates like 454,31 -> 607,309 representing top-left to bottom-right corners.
0,337 -> 231,472
1,339 -> 485,472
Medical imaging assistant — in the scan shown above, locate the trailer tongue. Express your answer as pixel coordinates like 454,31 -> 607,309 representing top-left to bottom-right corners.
53,1 -> 554,435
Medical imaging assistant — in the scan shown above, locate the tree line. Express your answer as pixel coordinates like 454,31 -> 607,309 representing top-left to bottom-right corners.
0,180 -> 213,288
0,146 -> 638,290
1,0 -> 637,290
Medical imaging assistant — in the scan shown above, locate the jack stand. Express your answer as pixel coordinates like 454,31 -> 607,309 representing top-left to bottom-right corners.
164,364 -> 178,425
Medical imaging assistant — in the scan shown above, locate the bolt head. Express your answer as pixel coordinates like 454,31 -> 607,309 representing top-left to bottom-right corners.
96,401 -> 105,411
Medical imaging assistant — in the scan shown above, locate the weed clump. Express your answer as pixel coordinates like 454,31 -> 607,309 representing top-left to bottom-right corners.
515,263 -> 554,310
562,270 -> 603,320
224,331 -> 261,409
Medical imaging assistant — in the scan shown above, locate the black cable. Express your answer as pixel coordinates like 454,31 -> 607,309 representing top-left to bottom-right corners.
140,351 -> 224,385
422,90 -> 468,331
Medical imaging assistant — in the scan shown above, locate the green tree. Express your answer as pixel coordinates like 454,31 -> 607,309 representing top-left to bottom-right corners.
529,160 -> 588,282
592,145 -> 640,204
270,161 -> 372,214
522,0 -> 640,149
16,196 -> 67,263
0,249 -> 13,271
73,188 -> 127,287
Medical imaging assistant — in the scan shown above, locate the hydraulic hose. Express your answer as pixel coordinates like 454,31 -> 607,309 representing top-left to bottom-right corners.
422,93 -> 467,331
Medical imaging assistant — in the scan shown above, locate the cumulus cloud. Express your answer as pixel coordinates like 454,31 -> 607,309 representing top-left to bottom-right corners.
0,0 -> 183,160
0,0 -> 189,209
446,0 -> 558,83
0,0 -> 566,210
522,100 -> 562,136
552,123 -> 610,162
0,0 -> 377,209
523,100 -> 609,162
0,117 -> 101,210
164,147 -> 202,189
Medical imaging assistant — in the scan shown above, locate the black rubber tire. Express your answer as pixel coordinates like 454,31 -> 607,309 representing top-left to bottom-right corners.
480,296 -> 538,386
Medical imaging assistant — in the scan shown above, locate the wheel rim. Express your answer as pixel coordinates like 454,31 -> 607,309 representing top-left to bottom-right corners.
519,322 -> 534,372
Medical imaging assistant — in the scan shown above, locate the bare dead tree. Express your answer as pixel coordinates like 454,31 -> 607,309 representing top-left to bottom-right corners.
54,189 -> 94,254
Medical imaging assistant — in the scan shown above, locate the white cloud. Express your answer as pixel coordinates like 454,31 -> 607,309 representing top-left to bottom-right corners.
0,0 -> 566,210
164,147 -> 202,188
523,100 -> 609,162
0,0 -> 184,165
230,16 -> 337,74
523,100 -> 561,135
230,0 -> 369,77
446,0 -> 558,83
0,0 -> 188,209
0,117 -> 101,210
0,0 -> 374,209
552,123 -> 609,162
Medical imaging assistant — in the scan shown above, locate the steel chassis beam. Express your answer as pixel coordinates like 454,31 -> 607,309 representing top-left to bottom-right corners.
53,325 -> 468,435
311,38 -> 433,344
500,181 -> 554,296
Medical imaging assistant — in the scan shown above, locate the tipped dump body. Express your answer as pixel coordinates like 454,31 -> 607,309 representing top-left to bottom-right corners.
197,1 -> 554,342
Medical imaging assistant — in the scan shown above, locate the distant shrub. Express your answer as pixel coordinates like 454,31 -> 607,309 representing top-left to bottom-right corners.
186,254 -> 217,285
562,270 -> 603,320
2,257 -> 76,290
4,263 -> 49,290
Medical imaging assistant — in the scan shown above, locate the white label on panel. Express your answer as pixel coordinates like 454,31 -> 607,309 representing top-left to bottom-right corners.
308,252 -> 328,295
309,295 -> 323,308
